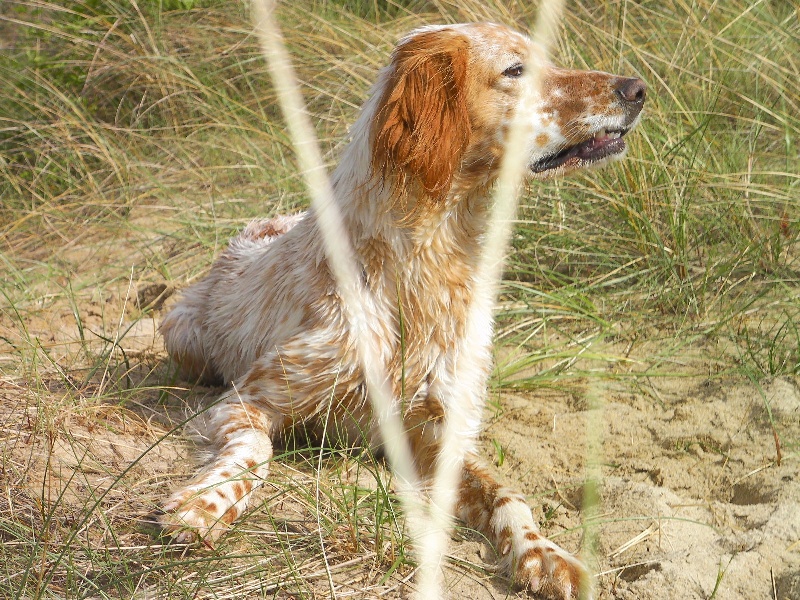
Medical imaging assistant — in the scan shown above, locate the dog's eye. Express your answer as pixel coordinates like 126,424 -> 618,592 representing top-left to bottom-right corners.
503,64 -> 524,78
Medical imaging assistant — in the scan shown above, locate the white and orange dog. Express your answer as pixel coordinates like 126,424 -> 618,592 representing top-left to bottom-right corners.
159,23 -> 645,599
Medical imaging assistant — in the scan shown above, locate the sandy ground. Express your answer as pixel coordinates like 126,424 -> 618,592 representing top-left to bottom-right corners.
3,312 -> 798,599
1,221 -> 798,599
468,375 -> 800,600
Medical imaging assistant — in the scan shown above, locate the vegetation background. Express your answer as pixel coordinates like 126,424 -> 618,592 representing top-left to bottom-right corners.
0,0 -> 798,598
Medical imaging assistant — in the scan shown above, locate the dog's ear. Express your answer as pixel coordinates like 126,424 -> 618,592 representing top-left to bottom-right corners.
372,29 -> 471,202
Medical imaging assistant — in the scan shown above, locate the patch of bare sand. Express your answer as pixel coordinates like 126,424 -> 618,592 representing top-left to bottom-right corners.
464,376 -> 799,599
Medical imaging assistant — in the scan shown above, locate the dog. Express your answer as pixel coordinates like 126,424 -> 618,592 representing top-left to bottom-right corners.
158,22 -> 645,599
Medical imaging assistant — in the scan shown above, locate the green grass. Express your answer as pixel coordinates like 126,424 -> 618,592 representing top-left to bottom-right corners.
499,0 -> 799,385
1,0 -> 798,598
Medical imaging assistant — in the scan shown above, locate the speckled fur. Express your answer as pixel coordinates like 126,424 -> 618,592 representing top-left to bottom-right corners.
158,22 -> 644,599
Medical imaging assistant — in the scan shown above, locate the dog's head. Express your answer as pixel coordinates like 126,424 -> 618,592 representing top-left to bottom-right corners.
371,23 -> 646,203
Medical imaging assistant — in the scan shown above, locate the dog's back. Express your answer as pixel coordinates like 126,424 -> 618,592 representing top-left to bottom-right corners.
161,212 -> 310,384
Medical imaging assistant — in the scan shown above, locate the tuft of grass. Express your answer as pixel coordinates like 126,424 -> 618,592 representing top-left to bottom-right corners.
499,0 -> 799,384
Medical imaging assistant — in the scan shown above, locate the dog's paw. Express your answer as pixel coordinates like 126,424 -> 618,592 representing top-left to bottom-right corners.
158,489 -> 236,545
508,528 -> 592,600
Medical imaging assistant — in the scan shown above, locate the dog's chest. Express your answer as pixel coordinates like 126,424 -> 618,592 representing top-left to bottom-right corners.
359,234 -> 485,392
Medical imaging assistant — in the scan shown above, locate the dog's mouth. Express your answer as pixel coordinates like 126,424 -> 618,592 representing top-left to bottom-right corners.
530,127 -> 631,174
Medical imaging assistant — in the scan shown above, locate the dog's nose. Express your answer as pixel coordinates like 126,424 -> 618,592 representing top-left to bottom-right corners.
614,77 -> 647,105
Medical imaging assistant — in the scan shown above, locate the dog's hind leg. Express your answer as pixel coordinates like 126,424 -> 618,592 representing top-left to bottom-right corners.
160,280 -> 219,384
159,327 -> 360,543
160,213 -> 306,384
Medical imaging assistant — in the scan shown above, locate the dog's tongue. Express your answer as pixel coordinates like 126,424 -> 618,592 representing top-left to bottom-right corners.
530,128 -> 628,173
577,130 -> 624,158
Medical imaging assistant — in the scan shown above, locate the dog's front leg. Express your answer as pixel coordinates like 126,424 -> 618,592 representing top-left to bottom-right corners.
457,456 -> 592,600
159,393 -> 275,543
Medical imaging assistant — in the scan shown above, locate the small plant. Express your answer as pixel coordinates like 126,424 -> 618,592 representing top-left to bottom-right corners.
491,438 -> 506,467
735,304 -> 800,377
